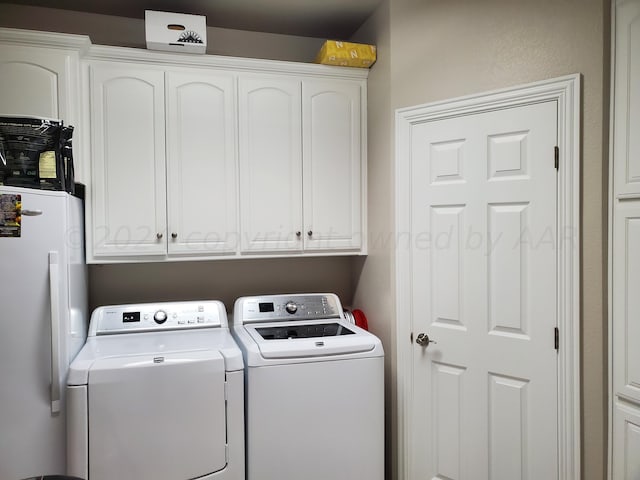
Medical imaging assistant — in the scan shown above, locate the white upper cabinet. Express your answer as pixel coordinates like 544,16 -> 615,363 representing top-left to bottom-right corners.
166,70 -> 237,255
0,29 -> 368,263
0,29 -> 89,181
89,63 -> 238,260
238,75 -> 365,255
77,42 -> 366,262
302,79 -> 362,251
239,75 -> 303,253
89,62 -> 167,258
0,46 -> 68,119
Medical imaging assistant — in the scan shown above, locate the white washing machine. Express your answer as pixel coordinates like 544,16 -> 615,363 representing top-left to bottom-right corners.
232,293 -> 384,480
66,301 -> 244,480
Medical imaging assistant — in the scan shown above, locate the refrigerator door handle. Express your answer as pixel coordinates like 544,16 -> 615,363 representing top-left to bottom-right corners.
22,209 -> 43,216
49,251 -> 61,414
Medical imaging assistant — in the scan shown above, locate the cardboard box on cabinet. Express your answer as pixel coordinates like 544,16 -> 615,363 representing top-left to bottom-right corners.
315,40 -> 377,68
145,10 -> 207,54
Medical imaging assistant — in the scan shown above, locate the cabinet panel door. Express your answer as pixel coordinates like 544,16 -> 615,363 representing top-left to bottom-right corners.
612,203 -> 640,403
239,76 -> 302,252
303,79 -> 362,251
612,400 -> 640,480
0,45 -> 71,120
90,63 -> 166,257
166,71 -> 237,255
614,0 -> 640,195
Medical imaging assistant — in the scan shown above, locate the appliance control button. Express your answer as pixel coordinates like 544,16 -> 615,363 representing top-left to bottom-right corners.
198,305 -> 204,312
285,301 -> 298,314
154,310 -> 168,324
178,320 -> 186,325
188,318 -> 196,324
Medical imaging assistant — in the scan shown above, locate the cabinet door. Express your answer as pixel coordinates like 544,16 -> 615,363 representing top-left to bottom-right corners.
89,63 -> 167,257
239,75 -> 302,252
613,0 -> 640,196
612,400 -> 640,480
0,45 -> 75,121
166,71 -> 237,255
612,202 -> 640,403
302,79 -> 362,251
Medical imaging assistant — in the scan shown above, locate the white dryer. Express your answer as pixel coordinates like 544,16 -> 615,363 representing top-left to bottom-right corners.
232,293 -> 384,480
66,301 -> 244,480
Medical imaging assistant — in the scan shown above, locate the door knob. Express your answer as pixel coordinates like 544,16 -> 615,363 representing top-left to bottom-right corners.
416,333 -> 437,347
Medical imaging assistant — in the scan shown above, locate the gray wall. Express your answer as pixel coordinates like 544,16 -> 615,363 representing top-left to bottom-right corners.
353,0 -> 610,478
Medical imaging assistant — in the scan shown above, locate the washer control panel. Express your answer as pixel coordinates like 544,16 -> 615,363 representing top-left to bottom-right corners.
91,301 -> 226,335
236,294 -> 342,324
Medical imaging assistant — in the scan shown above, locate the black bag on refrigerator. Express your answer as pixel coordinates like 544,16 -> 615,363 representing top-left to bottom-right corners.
0,116 -> 75,192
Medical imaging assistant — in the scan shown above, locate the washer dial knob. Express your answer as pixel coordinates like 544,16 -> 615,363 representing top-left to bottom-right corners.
285,301 -> 298,314
154,310 -> 168,324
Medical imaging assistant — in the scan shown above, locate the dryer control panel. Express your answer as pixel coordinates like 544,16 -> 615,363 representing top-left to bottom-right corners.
89,300 -> 227,336
235,294 -> 342,324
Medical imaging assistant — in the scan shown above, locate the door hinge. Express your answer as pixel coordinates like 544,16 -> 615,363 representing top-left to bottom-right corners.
554,146 -> 559,170
554,327 -> 559,350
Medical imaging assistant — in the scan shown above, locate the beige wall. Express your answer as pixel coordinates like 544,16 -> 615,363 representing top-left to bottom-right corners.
0,3 -> 324,62
89,256 -> 355,313
350,2 -> 394,479
353,0 -> 610,478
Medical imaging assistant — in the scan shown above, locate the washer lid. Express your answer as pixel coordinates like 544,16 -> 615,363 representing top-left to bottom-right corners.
245,320 -> 378,359
87,349 -> 227,480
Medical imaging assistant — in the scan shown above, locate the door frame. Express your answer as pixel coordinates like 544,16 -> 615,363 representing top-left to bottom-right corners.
395,74 -> 581,480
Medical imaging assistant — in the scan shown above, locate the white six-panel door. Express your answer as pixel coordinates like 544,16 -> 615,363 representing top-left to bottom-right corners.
408,100 -> 559,480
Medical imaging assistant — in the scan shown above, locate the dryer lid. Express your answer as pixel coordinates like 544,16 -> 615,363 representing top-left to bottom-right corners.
87,350 -> 227,480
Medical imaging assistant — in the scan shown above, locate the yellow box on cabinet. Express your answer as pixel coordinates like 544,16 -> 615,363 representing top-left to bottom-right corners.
314,40 -> 377,68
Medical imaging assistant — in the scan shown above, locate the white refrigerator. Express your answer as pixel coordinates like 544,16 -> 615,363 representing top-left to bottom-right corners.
0,186 -> 88,479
